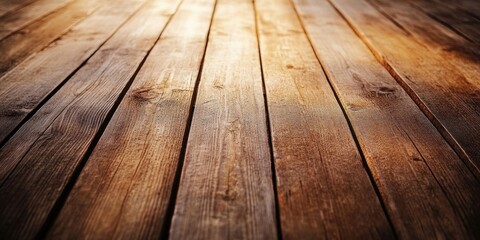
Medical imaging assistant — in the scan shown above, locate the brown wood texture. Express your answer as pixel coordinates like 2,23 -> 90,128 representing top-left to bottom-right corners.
0,0 -> 73,40
0,0 -> 104,77
294,0 -> 480,238
0,0 -> 181,238
0,0 -> 479,239
168,0 -> 278,238
0,0 -> 36,17
407,0 -> 480,43
439,0 -> 480,18
367,0 -> 480,86
47,0 -> 215,238
329,0 -> 480,178
0,0 -> 146,145
256,0 -> 394,239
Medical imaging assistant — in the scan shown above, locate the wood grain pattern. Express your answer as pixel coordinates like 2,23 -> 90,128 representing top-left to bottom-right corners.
169,0 -> 278,238
407,0 -> 480,43
329,0 -> 480,178
0,0 -> 103,77
0,0 -> 36,17
47,0 -> 215,238
0,0 -> 180,238
439,0 -> 480,19
0,0 -> 478,238
0,0 -> 73,40
367,0 -> 480,86
255,0 -> 394,239
0,0 -> 146,145
294,0 -> 480,238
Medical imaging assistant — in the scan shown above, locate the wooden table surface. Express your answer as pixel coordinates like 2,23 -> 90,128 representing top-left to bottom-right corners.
0,0 -> 479,239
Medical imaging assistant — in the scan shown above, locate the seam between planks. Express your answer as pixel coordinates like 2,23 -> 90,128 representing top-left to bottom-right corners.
325,0 -> 480,181
33,0 -> 184,238
158,0 -> 218,238
0,0 -> 37,18
106,0 -> 191,236
362,0 -> 480,182
0,0 -> 150,152
252,1 -> 283,239
0,0 -> 105,79
403,2 -> 474,44
364,0 -> 462,55
0,0 -> 74,41
288,0 -> 399,238
399,127 -> 471,232
363,0 -> 412,37
464,10 -> 480,21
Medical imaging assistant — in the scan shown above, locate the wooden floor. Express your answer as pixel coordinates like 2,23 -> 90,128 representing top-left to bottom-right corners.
0,0 -> 479,239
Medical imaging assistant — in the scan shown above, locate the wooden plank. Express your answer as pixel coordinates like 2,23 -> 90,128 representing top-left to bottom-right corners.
0,0 -> 104,77
294,0 -> 480,238
0,0 -> 181,238
0,0 -> 35,17
47,0 -> 215,238
407,0 -> 480,44
168,0 -> 278,238
0,0 -> 73,40
328,0 -> 480,178
367,0 -> 480,86
0,0 -> 146,146
255,0 -> 394,239
440,0 -> 480,19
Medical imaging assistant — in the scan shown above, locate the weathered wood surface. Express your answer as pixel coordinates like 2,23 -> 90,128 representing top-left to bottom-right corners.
439,0 -> 480,18
295,0 -> 480,238
0,0 -> 104,77
0,0 -> 146,145
48,0 -> 215,238
407,0 -> 480,43
169,0 -> 278,238
367,0 -> 480,85
0,0 -> 478,239
0,0 -> 180,238
329,0 -> 480,177
0,0 -> 73,40
256,0 -> 393,239
0,0 -> 36,17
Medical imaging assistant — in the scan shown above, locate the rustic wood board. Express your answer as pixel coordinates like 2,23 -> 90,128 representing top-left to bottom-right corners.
0,0 -> 146,145
168,0 -> 278,238
0,0 -> 104,77
0,0 -> 181,238
406,0 -> 480,43
439,0 -> 480,18
47,0 -> 215,238
294,0 -> 480,238
255,0 -> 394,239
0,0 -> 73,40
0,0 -> 478,238
0,0 -> 36,17
366,0 -> 480,86
329,0 -> 480,178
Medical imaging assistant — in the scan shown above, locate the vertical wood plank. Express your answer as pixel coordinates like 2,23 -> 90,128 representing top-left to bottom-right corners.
255,0 -> 394,239
47,0 -> 215,238
169,0 -> 278,238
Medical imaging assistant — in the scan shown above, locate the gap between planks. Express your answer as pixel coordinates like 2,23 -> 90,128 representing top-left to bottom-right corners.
0,0 -> 183,238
